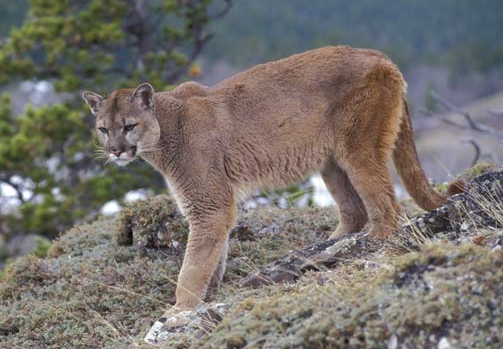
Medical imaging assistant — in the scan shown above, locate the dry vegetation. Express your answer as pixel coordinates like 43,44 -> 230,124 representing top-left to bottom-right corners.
1,163 -> 502,348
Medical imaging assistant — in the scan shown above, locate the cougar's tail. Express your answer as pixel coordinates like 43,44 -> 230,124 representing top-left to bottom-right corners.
392,100 -> 464,211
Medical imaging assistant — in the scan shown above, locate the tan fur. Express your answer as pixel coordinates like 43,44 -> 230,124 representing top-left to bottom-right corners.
83,46 -> 460,315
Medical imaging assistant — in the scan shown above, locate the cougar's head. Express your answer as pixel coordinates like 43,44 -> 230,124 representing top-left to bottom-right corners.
82,83 -> 161,166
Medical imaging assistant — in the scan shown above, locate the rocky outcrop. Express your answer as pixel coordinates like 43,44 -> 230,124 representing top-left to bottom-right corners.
405,171 -> 503,236
108,170 -> 503,345
141,171 -> 503,345
240,171 -> 503,289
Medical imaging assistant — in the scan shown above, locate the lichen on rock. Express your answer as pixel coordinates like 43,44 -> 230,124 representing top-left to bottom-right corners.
401,171 -> 503,242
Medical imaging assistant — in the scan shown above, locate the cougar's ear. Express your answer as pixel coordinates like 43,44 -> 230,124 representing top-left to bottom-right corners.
132,83 -> 155,110
82,91 -> 104,116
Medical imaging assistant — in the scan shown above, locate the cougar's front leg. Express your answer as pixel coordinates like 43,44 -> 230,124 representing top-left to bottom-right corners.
145,187 -> 236,344
171,192 -> 236,312
174,222 -> 230,310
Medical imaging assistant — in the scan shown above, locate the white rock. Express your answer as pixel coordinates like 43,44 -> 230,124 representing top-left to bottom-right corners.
144,303 -> 229,345
387,334 -> 397,349
438,337 -> 451,349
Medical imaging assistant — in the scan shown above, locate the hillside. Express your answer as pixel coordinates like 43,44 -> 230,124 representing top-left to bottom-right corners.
206,0 -> 503,77
1,164 -> 503,348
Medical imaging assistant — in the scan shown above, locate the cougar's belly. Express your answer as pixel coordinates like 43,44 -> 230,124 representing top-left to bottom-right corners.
225,134 -> 332,201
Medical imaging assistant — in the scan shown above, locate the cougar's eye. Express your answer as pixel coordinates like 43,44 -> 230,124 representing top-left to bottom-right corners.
124,124 -> 137,132
98,127 -> 108,134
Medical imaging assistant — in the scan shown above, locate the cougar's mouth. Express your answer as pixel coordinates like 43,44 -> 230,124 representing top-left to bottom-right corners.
109,146 -> 137,166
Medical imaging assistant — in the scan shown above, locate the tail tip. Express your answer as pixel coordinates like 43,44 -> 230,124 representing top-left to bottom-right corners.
446,178 -> 465,196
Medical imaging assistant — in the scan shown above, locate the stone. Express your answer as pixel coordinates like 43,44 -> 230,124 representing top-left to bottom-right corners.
144,303 -> 230,345
239,231 -> 377,288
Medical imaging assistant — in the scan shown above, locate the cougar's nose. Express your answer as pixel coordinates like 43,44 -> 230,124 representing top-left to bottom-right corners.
111,148 -> 123,157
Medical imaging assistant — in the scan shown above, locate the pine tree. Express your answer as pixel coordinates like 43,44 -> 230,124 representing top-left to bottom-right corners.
0,0 -> 232,239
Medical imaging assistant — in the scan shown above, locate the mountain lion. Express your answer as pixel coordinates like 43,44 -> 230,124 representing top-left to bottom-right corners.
83,46 -> 461,338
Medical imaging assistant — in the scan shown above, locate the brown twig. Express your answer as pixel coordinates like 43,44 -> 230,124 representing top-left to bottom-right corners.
423,92 -> 503,140
461,139 -> 481,167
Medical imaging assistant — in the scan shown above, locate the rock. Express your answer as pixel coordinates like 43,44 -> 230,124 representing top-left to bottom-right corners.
116,197 -> 278,251
144,303 -> 230,345
387,334 -> 398,349
3,170 -> 503,348
403,171 -> 503,238
241,171 -> 503,288
116,195 -> 188,252
239,231 -> 378,288
205,244 -> 503,348
437,337 -> 452,349
452,171 -> 503,228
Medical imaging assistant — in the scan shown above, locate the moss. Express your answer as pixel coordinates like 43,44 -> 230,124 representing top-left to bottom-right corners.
203,244 -> 503,349
459,161 -> 497,180
1,217 -> 182,348
434,161 -> 497,194
2,191 -> 503,348
33,236 -> 52,258
0,205 -> 339,348
0,255 -> 56,300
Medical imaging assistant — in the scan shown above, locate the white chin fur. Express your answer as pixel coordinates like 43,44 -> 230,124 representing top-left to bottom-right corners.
114,158 -> 133,166
109,154 -> 134,166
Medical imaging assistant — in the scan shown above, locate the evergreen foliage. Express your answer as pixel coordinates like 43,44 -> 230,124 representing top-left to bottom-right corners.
206,0 -> 503,75
0,0 -> 228,239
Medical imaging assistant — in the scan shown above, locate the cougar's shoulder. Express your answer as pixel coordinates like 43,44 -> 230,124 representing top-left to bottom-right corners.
172,81 -> 208,99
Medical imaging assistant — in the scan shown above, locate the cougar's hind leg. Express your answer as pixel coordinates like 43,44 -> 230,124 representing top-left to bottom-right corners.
332,69 -> 404,238
321,159 -> 368,239
340,152 -> 400,239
